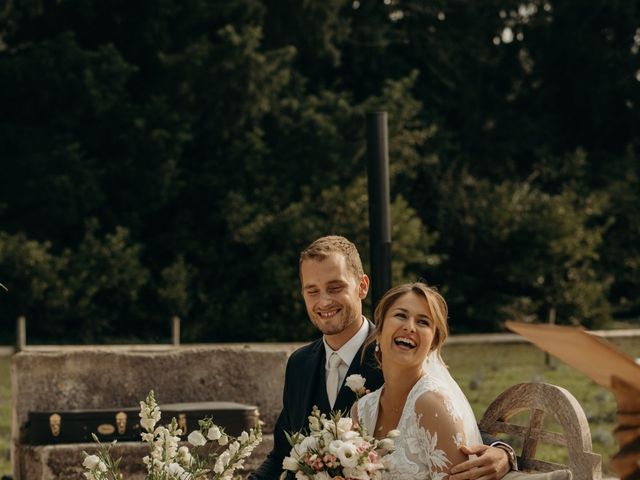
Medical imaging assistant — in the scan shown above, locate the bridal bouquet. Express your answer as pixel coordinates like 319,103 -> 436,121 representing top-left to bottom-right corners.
82,391 -> 262,480
280,375 -> 396,480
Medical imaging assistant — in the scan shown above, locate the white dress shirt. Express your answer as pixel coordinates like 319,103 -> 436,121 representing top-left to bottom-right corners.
323,317 -> 370,387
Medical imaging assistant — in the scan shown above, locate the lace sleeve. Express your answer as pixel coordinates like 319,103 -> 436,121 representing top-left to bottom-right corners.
414,391 -> 469,474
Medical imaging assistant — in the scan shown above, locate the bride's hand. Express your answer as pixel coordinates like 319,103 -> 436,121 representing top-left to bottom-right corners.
448,444 -> 510,480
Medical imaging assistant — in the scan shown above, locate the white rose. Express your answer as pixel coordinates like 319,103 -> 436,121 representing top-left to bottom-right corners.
315,472 -> 331,480
97,461 -> 107,472
300,435 -> 318,452
218,434 -> 229,446
282,456 -> 300,471
82,455 -> 100,469
336,417 -> 353,436
341,430 -> 359,441
207,426 -> 221,440
336,442 -> 359,468
321,430 -> 334,447
83,472 -> 96,480
387,429 -> 400,438
187,430 -> 207,447
328,439 -> 345,455
345,374 -> 366,393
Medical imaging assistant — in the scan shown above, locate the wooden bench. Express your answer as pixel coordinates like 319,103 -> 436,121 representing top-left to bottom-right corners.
479,382 -> 602,480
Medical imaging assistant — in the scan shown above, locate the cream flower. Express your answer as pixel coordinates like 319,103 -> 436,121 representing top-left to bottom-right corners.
335,417 -> 353,436
378,438 -> 394,451
282,456 -> 300,471
328,439 -> 345,455
82,455 -> 100,469
341,430 -> 359,441
213,451 -> 230,474
345,374 -> 366,393
295,471 -> 310,480
343,466 -> 370,480
207,425 -> 222,440
300,435 -> 318,452
187,430 -> 207,447
335,442 -> 359,468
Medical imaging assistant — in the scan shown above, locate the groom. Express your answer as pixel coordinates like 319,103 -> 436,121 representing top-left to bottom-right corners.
250,235 -> 514,480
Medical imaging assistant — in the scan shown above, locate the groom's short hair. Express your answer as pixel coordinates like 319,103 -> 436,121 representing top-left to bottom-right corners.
299,235 -> 364,279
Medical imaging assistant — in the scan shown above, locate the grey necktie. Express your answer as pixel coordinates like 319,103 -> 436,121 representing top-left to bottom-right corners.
326,352 -> 342,409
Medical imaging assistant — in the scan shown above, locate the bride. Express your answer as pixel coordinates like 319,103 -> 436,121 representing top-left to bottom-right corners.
352,282 -> 482,480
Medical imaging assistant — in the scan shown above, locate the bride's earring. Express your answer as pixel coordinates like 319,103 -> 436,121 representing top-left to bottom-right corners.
375,340 -> 379,353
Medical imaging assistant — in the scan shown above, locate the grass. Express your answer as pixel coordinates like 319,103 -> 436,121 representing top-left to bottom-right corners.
0,338 -> 637,476
443,337 -> 640,475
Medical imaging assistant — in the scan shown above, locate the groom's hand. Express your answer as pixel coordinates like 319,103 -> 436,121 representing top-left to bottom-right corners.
449,445 -> 510,480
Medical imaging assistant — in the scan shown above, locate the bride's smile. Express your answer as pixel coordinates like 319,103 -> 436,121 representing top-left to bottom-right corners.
377,292 -> 435,369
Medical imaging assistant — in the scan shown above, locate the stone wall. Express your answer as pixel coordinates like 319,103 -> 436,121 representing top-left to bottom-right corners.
11,344 -> 302,479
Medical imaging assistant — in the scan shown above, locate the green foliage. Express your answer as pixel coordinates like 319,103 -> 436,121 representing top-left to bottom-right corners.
1,0 -> 638,342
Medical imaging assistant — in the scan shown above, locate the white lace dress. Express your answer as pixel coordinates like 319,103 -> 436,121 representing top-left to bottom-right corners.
356,375 -> 474,480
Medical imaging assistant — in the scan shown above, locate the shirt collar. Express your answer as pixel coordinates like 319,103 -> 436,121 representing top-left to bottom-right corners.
323,317 -> 370,368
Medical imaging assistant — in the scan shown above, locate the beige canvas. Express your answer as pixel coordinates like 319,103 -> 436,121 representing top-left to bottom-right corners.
505,321 -> 640,391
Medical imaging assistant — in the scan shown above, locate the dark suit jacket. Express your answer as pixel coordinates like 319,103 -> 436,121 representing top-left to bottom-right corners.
250,326 -> 500,479
250,326 -> 383,480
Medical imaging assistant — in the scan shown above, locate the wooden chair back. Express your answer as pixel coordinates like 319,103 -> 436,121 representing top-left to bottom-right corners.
479,382 -> 602,480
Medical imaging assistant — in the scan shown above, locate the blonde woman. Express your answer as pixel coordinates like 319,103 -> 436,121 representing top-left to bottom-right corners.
352,283 -> 482,479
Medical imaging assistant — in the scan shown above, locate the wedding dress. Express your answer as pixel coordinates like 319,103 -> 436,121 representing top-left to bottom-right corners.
356,353 -> 482,480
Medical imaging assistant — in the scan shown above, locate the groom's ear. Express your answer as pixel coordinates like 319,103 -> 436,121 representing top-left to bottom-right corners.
358,274 -> 370,299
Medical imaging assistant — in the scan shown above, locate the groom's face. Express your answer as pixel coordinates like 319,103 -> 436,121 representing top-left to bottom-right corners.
300,252 -> 369,342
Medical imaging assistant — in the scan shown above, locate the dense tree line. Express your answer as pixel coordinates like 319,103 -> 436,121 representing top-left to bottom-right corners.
1,0 -> 638,344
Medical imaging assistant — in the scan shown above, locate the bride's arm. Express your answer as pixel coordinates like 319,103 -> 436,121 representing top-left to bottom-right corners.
350,403 -> 360,428
415,392 -> 470,471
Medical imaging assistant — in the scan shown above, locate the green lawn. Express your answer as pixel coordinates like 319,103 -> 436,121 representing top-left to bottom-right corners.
0,338 -> 638,477
443,337 -> 640,474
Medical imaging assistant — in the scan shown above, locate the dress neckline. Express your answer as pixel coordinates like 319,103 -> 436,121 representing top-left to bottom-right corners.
371,374 -> 430,438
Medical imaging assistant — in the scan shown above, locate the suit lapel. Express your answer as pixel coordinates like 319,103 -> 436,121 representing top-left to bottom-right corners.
292,339 -> 327,429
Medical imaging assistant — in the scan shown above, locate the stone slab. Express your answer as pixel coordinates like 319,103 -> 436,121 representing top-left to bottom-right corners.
11,346 -> 296,479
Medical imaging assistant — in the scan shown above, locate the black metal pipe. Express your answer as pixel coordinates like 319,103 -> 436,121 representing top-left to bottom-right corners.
366,112 -> 392,310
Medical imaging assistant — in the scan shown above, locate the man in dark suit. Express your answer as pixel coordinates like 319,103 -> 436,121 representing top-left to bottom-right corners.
251,236 -> 515,480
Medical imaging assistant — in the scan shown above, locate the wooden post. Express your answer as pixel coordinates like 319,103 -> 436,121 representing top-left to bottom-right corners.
545,307 -> 556,366
610,376 -> 640,480
172,316 -> 181,347
16,315 -> 26,351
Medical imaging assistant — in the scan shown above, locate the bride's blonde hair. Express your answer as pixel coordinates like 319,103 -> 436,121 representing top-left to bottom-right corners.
365,282 -> 449,366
